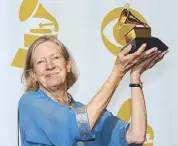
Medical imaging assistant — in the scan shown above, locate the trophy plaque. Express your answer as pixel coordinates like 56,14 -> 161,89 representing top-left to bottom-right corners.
118,4 -> 168,54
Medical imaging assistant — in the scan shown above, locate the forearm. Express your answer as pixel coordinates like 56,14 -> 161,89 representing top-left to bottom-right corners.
87,71 -> 123,129
127,74 -> 147,144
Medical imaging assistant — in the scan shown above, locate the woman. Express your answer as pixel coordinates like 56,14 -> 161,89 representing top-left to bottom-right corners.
18,35 -> 168,146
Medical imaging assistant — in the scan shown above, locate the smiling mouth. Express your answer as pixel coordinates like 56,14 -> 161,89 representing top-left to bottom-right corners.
46,72 -> 59,77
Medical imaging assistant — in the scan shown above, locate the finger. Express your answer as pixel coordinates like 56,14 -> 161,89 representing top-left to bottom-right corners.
162,50 -> 169,55
156,55 -> 164,62
148,62 -> 157,69
120,44 -> 132,56
148,56 -> 164,68
128,53 -> 148,68
151,50 -> 168,58
131,51 -> 156,66
125,62 -> 136,71
126,43 -> 147,61
149,53 -> 160,61
135,43 -> 147,55
145,47 -> 158,55
139,53 -> 158,65
132,56 -> 142,65
141,49 -> 158,60
156,50 -> 168,59
148,51 -> 167,68
155,52 -> 167,62
124,55 -> 143,70
140,47 -> 158,61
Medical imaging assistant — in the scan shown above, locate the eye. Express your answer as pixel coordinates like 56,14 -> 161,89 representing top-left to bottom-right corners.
37,60 -> 45,64
53,55 -> 61,60
54,56 -> 60,59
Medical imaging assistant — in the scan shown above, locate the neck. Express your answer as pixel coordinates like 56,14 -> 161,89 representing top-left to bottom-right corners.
40,83 -> 68,101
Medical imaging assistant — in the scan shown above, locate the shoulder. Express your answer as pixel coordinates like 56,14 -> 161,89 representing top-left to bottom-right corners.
18,90 -> 69,115
18,90 -> 42,106
18,90 -> 52,112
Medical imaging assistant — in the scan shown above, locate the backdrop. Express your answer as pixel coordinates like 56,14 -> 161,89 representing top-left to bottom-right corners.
0,0 -> 177,146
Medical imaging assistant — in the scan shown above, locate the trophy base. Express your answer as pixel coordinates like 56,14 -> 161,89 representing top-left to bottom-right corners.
126,37 -> 168,54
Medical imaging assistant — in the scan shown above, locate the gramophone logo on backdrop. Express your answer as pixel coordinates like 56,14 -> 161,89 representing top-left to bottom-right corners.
11,0 -> 59,68
101,5 -> 154,146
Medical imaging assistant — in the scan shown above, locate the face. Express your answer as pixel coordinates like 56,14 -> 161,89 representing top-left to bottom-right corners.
31,41 -> 71,90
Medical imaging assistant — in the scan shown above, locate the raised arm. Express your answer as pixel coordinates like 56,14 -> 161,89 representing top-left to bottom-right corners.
87,44 -> 147,129
126,49 -> 168,144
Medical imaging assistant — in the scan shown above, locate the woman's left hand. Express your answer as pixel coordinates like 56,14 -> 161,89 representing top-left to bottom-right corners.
130,48 -> 169,76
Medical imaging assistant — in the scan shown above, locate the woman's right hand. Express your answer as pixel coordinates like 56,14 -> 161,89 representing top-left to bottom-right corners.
113,43 -> 151,76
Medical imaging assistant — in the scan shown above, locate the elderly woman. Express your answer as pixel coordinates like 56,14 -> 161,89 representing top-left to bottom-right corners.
18,35 -> 167,146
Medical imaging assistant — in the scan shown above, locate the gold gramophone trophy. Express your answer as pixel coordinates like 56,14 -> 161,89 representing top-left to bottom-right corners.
118,4 -> 168,53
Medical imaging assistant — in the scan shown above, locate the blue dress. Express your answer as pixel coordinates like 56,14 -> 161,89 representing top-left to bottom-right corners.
18,89 -> 142,146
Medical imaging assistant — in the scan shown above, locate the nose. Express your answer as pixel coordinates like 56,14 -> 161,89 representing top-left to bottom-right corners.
46,59 -> 55,70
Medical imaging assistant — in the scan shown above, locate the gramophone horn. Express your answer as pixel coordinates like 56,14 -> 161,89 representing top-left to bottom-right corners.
19,0 -> 58,31
118,4 -> 149,28
19,0 -> 38,21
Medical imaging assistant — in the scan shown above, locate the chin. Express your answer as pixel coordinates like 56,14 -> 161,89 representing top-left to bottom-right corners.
46,80 -> 64,88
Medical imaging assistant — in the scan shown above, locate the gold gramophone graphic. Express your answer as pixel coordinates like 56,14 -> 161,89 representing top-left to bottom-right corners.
118,4 -> 168,53
117,99 -> 154,146
11,0 -> 59,68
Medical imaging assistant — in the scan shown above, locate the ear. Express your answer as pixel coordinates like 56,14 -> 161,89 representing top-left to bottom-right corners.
29,70 -> 37,81
67,59 -> 72,73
